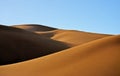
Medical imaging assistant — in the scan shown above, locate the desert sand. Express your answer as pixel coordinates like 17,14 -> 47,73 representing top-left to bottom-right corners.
0,24 -> 120,76
12,24 -> 57,32
0,25 -> 69,65
13,24 -> 111,46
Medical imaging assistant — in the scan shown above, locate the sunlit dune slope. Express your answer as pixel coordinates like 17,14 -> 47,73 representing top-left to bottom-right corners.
0,25 -> 70,65
36,29 -> 112,46
1,35 -> 120,76
12,24 -> 57,32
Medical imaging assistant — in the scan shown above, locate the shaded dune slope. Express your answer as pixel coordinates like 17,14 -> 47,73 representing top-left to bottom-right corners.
1,35 -> 120,76
12,24 -> 57,32
35,31 -> 55,38
0,25 -> 70,65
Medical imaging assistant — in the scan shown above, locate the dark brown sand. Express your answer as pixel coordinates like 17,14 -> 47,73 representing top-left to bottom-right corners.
0,25 -> 69,65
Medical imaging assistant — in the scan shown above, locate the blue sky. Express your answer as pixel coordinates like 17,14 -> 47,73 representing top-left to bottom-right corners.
0,0 -> 120,34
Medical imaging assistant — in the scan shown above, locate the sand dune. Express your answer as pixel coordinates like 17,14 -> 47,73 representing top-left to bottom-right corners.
12,24 -> 57,32
36,30 -> 111,46
0,24 -> 119,76
12,24 -> 111,46
0,35 -> 120,76
0,25 -> 69,65
52,30 -> 112,45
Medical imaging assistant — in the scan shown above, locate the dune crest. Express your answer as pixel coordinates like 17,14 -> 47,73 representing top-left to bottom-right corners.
51,30 -> 112,45
12,24 -> 57,32
12,24 -> 112,46
36,29 -> 111,46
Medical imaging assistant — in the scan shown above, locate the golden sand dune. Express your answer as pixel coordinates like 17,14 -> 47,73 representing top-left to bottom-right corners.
0,25 -> 69,65
12,24 -> 111,46
36,29 -> 111,46
0,35 -> 120,76
51,30 -> 112,45
12,24 -> 57,32
0,24 -> 119,76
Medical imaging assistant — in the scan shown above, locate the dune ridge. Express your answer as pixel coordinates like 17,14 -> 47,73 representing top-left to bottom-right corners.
0,35 -> 120,76
12,24 -> 57,32
51,30 -> 112,45
12,24 -> 112,46
36,29 -> 111,46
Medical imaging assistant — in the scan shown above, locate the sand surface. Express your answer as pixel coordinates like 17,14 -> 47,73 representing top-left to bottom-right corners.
0,25 -> 69,65
0,24 -> 119,76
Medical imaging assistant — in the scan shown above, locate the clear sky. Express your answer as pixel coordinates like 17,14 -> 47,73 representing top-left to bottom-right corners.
0,0 -> 120,34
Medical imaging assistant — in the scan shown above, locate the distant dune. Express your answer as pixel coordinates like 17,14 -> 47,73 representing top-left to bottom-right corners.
52,30 -> 112,45
12,24 -> 57,32
0,24 -> 119,76
35,29 -> 111,46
